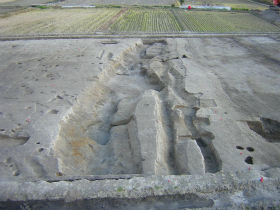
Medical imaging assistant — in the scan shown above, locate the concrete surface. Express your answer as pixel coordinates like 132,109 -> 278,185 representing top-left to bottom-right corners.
0,35 -> 280,209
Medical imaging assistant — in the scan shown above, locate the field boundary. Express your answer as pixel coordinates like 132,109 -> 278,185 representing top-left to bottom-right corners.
170,8 -> 186,31
99,8 -> 128,31
251,10 -> 280,27
0,32 -> 279,41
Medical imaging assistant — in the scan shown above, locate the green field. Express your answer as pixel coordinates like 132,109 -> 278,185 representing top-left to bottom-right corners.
176,10 -> 280,32
0,7 -> 279,35
109,9 -> 181,33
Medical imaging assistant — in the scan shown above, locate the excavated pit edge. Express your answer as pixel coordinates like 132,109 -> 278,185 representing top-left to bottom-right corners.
0,168 -> 280,202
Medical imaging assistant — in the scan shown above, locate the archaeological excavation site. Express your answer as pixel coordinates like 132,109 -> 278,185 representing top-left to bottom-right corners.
53,39 -> 221,176
0,36 -> 280,209
1,1 -> 280,207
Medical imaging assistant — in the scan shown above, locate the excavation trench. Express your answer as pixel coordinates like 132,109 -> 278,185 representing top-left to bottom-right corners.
247,118 -> 280,143
166,61 -> 220,175
53,39 -> 221,176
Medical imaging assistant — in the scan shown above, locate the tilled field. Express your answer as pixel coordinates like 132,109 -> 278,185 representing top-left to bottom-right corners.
176,10 -> 280,32
182,0 -> 269,10
109,9 -> 181,33
0,7 -> 280,36
56,0 -> 175,6
0,8 -> 120,34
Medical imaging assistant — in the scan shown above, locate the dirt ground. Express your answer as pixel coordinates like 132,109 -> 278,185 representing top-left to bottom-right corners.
0,35 -> 279,209
0,0 -> 280,208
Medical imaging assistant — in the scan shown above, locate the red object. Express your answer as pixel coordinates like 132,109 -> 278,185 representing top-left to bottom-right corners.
273,0 -> 279,5
261,177 -> 263,182
168,180 -> 170,182
27,119 -> 30,122
215,111 -> 217,113
220,118 -> 222,121
249,167 -> 251,170
240,153 -> 242,155
52,85 -> 54,86
188,5 -> 191,9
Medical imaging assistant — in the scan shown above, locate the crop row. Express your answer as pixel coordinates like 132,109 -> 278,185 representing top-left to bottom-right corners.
176,11 -> 280,32
0,8 -> 120,34
109,9 -> 181,33
1,8 -> 280,35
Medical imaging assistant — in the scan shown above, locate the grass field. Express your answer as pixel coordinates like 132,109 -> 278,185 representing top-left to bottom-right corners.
0,7 -> 279,35
176,10 -> 280,32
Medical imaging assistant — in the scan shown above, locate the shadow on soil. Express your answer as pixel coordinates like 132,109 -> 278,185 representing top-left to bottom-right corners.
247,118 -> 280,143
0,194 -> 214,210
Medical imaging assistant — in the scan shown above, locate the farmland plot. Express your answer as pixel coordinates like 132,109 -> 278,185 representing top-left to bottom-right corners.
1,8 -> 279,36
0,8 -> 120,35
109,9 -> 181,33
57,0 -> 174,6
182,0 -> 268,11
176,11 -> 280,32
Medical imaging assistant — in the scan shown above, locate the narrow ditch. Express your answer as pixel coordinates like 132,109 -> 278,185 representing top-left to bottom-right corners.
167,55 -> 220,174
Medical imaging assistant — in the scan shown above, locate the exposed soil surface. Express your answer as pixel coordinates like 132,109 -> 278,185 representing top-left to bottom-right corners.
260,9 -> 280,24
0,2 -> 280,210
0,36 -> 280,209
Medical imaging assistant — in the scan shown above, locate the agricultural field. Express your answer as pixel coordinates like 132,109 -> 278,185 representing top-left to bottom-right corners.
175,10 -> 280,32
56,0 -> 174,6
0,8 -> 120,34
181,0 -> 270,10
0,7 -> 280,35
109,9 -> 181,33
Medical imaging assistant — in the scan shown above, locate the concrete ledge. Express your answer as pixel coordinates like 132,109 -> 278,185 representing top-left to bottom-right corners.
0,169 -> 279,207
